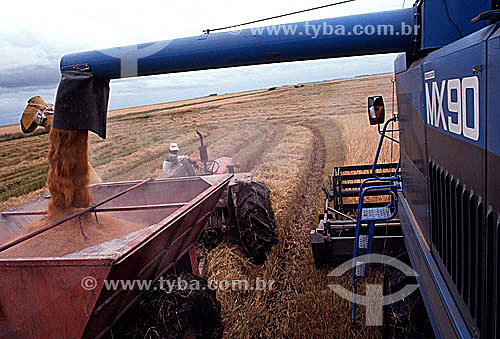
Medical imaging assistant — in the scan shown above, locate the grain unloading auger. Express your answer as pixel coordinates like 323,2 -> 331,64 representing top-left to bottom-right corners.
3,0 -> 500,337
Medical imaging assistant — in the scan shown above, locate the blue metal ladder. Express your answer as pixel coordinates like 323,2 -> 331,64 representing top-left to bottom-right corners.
351,116 -> 401,322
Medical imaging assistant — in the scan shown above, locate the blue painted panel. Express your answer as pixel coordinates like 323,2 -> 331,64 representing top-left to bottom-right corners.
487,27 -> 500,156
486,25 -> 500,212
421,0 -> 492,50
398,193 -> 473,339
422,25 -> 496,61
396,58 -> 430,238
394,53 -> 407,74
422,29 -> 490,151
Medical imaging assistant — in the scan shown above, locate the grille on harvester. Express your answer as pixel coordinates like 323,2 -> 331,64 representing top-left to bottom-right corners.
428,160 -> 500,338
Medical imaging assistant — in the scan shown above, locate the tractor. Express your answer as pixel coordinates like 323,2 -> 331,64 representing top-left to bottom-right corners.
163,130 -> 278,266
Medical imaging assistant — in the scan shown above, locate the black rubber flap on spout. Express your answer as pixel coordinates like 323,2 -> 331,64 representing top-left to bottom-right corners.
53,69 -> 110,139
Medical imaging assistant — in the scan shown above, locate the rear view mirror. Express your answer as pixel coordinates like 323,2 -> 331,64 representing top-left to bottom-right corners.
368,96 -> 385,125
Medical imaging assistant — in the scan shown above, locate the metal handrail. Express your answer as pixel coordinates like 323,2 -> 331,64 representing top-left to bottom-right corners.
1,203 -> 188,216
372,116 -> 401,180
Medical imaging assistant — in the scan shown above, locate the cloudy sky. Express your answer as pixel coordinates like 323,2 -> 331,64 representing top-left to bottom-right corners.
0,0 -> 411,126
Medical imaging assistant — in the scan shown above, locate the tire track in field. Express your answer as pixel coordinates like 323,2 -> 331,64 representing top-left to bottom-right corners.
199,124 -> 263,161
231,124 -> 278,173
261,124 -> 326,338
210,124 -> 326,338
288,120 -> 382,339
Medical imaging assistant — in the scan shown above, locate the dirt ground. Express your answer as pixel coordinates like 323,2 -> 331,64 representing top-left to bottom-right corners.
0,72 -> 399,338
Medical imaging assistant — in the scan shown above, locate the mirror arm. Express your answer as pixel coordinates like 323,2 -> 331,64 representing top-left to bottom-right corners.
372,116 -> 399,178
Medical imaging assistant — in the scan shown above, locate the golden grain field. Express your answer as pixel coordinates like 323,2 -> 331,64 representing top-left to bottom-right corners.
0,73 -> 398,338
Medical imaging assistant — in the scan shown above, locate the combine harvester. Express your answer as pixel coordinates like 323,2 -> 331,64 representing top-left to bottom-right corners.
1,0 -> 499,337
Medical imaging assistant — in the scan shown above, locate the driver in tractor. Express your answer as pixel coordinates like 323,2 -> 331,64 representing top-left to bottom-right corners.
163,143 -> 198,178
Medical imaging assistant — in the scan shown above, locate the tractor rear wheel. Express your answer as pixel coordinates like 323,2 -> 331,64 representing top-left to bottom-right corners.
235,181 -> 278,265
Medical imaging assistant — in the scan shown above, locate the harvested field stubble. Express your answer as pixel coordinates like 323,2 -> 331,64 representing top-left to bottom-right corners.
1,73 -> 398,338
205,124 -> 318,337
335,113 -> 399,165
